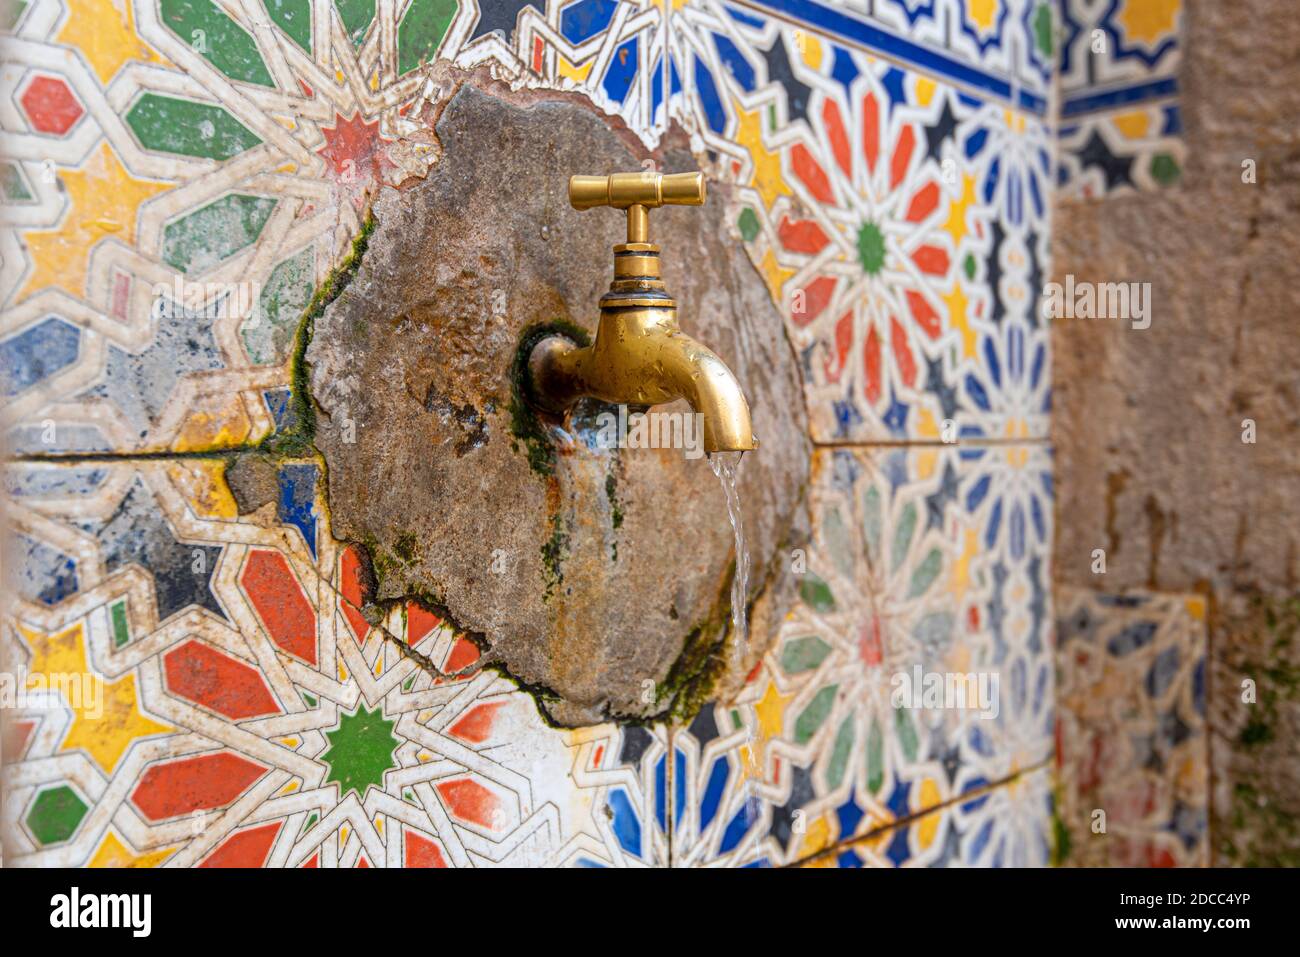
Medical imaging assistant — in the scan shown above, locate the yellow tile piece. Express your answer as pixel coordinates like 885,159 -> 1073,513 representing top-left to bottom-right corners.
797,811 -> 833,857
949,528 -> 978,602
735,102 -> 792,210
943,280 -> 976,359
795,31 -> 823,70
915,77 -> 936,108
1115,0 -> 1181,45
172,394 -> 253,453
1113,110 -> 1151,139
558,57 -> 595,83
166,461 -> 239,519
21,623 -> 174,774
21,144 -> 170,301
942,173 -> 977,249
758,247 -> 795,304
966,0 -> 1000,33
90,831 -> 176,868
58,0 -> 164,85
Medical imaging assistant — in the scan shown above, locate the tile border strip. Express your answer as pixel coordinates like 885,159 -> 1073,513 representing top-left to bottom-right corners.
733,0 -> 1049,115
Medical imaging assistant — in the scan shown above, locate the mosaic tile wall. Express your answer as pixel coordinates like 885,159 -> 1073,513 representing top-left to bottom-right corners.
2,0 -> 1056,867
1056,0 -> 1186,199
1055,588 -> 1208,867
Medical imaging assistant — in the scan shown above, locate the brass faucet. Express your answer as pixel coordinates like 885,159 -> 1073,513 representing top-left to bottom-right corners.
525,171 -> 757,452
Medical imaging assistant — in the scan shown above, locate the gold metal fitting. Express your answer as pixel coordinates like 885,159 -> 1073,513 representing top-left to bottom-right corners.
524,171 -> 757,453
568,171 -> 706,210
569,172 -> 705,244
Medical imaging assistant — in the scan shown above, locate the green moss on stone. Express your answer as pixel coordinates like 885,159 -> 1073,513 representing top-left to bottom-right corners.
604,470 -> 623,530
393,531 -> 419,565
261,212 -> 376,459
540,513 -> 569,602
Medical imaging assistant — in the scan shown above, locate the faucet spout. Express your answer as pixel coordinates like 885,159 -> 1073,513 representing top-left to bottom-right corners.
653,330 -> 756,453
526,314 -> 757,452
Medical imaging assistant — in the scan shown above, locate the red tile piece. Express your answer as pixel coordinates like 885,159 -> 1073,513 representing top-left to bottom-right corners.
131,751 -> 269,821
163,639 -> 280,720
200,821 -> 283,867
241,549 -> 317,664
20,75 -> 84,135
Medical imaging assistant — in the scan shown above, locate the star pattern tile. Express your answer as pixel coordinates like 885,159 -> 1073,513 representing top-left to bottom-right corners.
1,0 -> 1067,870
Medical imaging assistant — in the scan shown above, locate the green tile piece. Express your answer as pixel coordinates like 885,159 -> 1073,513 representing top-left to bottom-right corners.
265,0 -> 311,52
26,785 -> 88,846
397,0 -> 457,74
242,246 -> 314,364
162,193 -> 277,275
126,92 -> 262,161
334,0 -> 376,47
111,599 -> 131,648
161,0 -> 275,87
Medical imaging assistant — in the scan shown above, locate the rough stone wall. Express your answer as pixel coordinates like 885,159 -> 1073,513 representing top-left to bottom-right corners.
1052,0 -> 1300,865
303,81 -> 811,727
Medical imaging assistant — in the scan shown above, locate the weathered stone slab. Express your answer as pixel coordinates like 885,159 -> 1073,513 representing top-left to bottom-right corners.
307,80 -> 809,725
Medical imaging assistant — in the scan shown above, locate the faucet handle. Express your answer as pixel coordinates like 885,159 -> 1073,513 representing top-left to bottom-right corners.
569,171 -> 705,244
569,171 -> 706,211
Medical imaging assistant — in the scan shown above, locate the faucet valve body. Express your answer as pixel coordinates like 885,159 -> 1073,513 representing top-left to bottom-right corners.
525,171 -> 757,453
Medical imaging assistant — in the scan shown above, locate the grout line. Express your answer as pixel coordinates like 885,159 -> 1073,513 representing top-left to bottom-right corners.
5,435 -> 1053,466
812,437 -> 1053,449
4,448 -> 258,464
786,757 -> 1054,868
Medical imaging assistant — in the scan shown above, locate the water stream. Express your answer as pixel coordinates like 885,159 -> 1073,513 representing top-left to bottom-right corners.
708,451 -> 750,678
709,450 -> 762,859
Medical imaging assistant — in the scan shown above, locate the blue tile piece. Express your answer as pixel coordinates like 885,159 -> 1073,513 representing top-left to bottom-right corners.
654,753 -> 667,832
882,393 -> 909,436
4,465 -> 108,497
559,0 -> 617,45
726,4 -> 765,29
0,317 -> 80,398
699,756 -> 728,831
82,294 -> 222,444
650,55 -> 663,116
277,463 -> 318,559
606,787 -> 641,858
8,534 -> 78,606
830,44 -> 859,98
718,796 -> 757,854
601,36 -> 638,105
885,823 -> 911,865
1107,621 -> 1158,657
885,777 -> 911,819
1162,104 -> 1182,135
673,747 -> 686,828
263,387 -> 296,433
835,788 -> 865,839
713,33 -> 756,91
1061,76 -> 1179,118
881,66 -> 907,111
693,56 -> 726,134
